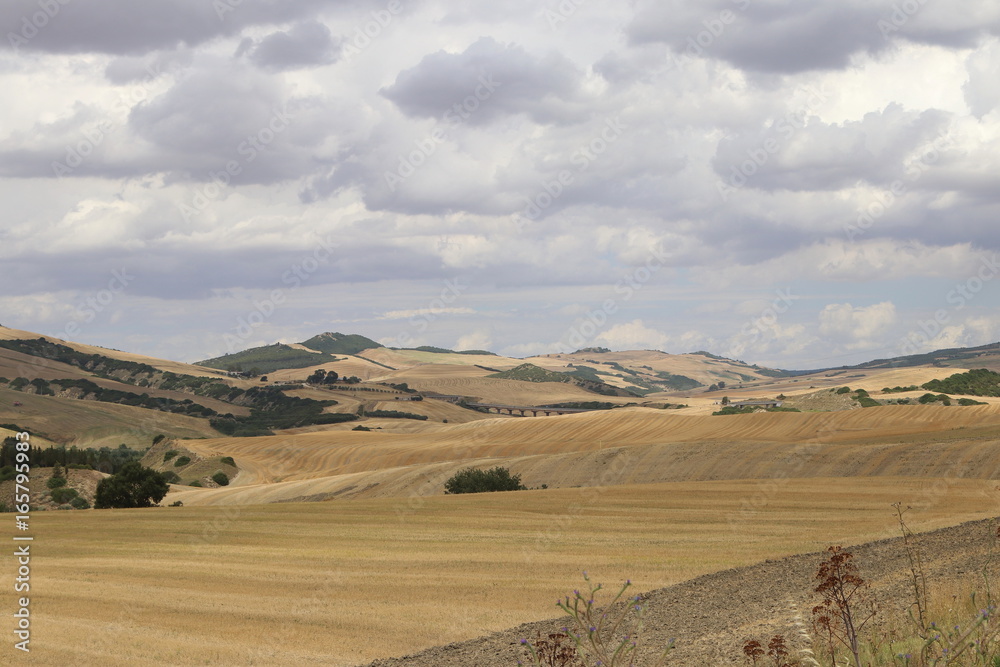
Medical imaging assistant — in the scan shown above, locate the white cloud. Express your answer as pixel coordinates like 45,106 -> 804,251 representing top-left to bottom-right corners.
593,320 -> 670,350
818,301 -> 897,350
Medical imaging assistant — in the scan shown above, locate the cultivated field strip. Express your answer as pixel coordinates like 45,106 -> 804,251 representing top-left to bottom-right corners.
6,478 -> 996,666
169,404 -> 1000,506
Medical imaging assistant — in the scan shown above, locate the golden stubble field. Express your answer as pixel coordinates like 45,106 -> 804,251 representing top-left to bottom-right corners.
2,477 -> 997,666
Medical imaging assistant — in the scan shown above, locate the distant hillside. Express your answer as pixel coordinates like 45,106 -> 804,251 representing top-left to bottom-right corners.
488,363 -> 638,397
803,341 -> 1000,374
198,333 -> 380,374
195,343 -> 325,375
299,332 -> 380,355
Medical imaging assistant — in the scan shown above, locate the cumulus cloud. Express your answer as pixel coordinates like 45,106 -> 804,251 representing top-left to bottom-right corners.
818,301 -> 897,350
594,320 -> 670,350
237,20 -> 341,71
380,37 -> 592,126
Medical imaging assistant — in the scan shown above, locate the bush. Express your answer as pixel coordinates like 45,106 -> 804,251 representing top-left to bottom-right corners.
189,480 -> 203,487
220,456 -> 235,467
70,496 -> 90,509
47,476 -> 67,489
174,456 -> 191,467
160,471 -> 181,484
352,425 -> 372,431
163,450 -> 179,462
856,396 -> 880,408
918,393 -> 952,405
152,434 -> 165,445
444,466 -> 527,494
958,397 -> 987,406
94,461 -> 169,509
836,386 -> 851,394
50,487 -> 78,504
211,471 -> 229,486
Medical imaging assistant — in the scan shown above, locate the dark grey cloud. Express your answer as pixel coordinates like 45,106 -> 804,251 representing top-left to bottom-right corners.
0,0 -> 383,56
237,20 -> 341,71
381,37 -> 590,126
627,0 -> 1000,74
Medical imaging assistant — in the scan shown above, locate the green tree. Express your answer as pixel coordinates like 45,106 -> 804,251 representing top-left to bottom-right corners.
94,461 -> 169,509
444,466 -> 527,494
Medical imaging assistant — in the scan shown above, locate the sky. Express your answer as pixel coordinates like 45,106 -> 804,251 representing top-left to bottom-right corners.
1,0 -> 999,370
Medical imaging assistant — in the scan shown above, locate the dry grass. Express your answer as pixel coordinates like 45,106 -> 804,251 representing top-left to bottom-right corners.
2,477 -> 995,666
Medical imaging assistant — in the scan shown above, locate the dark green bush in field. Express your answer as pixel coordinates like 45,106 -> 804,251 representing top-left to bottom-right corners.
46,476 -> 67,489
189,480 -> 202,487
444,467 -> 527,494
50,487 -> 78,504
958,397 -> 987,406
163,450 -> 179,462
70,496 -> 90,509
211,471 -> 229,486
220,456 -> 235,467
94,462 -> 169,509
836,386 -> 852,394
918,393 -> 951,406
922,368 -> 1000,396
174,456 -> 191,467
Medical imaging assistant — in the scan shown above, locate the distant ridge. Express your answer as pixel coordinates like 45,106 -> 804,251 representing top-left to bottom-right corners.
196,332 -> 381,374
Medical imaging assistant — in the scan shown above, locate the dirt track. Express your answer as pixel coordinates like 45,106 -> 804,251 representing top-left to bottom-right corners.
363,517 -> 1000,667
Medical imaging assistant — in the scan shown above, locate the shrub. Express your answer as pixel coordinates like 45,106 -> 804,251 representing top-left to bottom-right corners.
174,456 -> 191,467
211,471 -> 229,486
220,456 -> 235,467
152,434 -> 165,445
163,450 -> 179,462
856,396 -> 881,408
70,496 -> 90,509
47,476 -> 67,489
522,574 -> 673,667
189,480 -> 202,487
352,425 -> 372,431
836,386 -> 852,394
94,461 -> 169,509
958,398 -> 987,406
918,393 -> 951,405
445,466 -> 527,494
50,487 -> 78,504
160,471 -> 181,484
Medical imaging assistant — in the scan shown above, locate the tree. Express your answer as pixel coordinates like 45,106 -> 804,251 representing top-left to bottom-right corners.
721,396 -> 730,405
94,461 -> 169,509
718,381 -> 726,389
444,466 -> 527,494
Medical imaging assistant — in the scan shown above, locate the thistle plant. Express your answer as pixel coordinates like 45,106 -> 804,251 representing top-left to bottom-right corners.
521,572 -> 674,667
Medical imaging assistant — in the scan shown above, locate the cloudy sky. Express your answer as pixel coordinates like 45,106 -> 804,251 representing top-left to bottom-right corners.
1,0 -> 999,369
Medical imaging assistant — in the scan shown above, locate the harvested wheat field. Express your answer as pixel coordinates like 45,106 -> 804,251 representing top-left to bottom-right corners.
3,477 -> 996,666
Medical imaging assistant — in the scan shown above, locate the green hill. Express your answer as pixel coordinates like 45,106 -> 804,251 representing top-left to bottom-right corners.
299,332 -> 380,355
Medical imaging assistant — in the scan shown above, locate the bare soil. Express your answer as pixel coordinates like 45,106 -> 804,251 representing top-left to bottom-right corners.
362,517 -> 999,667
